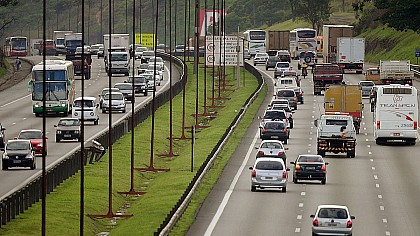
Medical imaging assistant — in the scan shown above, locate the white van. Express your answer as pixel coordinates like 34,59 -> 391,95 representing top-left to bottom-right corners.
72,96 -> 99,125
276,77 -> 298,89
373,84 -> 418,145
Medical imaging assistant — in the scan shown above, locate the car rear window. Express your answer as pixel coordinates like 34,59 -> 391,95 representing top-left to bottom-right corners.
265,110 -> 286,119
276,63 -> 290,68
318,208 -> 348,219
276,90 -> 295,97
325,119 -> 347,126
298,156 -> 323,162
261,142 -> 283,149
255,161 -> 283,170
265,122 -> 285,130
359,81 -> 374,87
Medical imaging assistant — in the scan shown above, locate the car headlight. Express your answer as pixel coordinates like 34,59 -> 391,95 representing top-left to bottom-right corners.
57,130 -> 62,134
90,112 -> 94,116
34,104 -> 41,108
3,154 -> 9,159
74,130 -> 79,134
26,154 -> 34,159
74,112 -> 78,116
37,143 -> 43,147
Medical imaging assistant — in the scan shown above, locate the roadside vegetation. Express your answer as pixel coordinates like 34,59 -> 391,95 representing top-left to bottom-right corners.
0,63 -> 260,235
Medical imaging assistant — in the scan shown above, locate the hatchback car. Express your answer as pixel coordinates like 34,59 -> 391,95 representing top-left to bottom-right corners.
270,104 -> 294,128
256,140 -> 288,164
2,139 -> 36,170
277,50 -> 291,62
253,52 -> 269,66
54,118 -> 81,142
17,129 -> 47,156
358,80 -> 375,98
311,205 -> 355,236
99,87 -> 120,109
101,92 -> 126,113
114,83 -> 134,102
265,56 -> 281,70
290,154 -> 328,184
259,120 -> 289,144
274,62 -> 291,78
260,109 -> 290,129
275,88 -> 298,110
249,157 -> 289,192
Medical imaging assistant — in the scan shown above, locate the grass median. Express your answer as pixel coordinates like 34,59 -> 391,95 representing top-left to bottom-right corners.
0,63 -> 262,235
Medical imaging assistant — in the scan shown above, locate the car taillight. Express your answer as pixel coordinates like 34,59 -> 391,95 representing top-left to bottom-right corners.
313,219 -> 318,226
283,128 -> 287,133
262,116 -> 265,119
321,164 -> 326,171
262,128 -> 266,134
296,164 -> 301,170
299,92 -> 302,96
377,121 -> 380,129
278,151 -> 284,155
251,170 -> 256,178
293,97 -> 297,101
282,171 -> 287,178
414,121 -> 417,130
258,151 -> 265,155
347,220 -> 352,228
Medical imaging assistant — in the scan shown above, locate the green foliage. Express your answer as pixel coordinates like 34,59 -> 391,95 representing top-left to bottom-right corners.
293,0 -> 331,32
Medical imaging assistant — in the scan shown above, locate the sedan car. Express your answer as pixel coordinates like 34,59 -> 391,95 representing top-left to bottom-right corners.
259,120 -> 289,144
274,62 -> 291,78
256,140 -> 288,164
253,52 -> 269,66
265,56 -> 281,70
359,80 -> 375,98
259,109 -> 290,129
270,104 -> 294,128
99,87 -> 120,109
17,129 -> 47,156
54,118 -> 81,142
101,92 -> 126,113
2,139 -> 36,170
114,82 -> 134,102
249,157 -> 289,192
311,205 -> 355,236
290,154 -> 328,184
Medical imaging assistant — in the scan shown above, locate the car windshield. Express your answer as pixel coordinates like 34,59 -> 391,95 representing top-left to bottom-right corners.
298,156 -> 323,162
255,161 -> 283,170
128,77 -> 146,83
58,119 -> 80,126
261,142 -> 283,149
360,81 -> 374,86
283,71 -> 297,77
7,141 -> 30,151
143,51 -> 155,57
264,111 -> 286,120
272,105 -> 291,112
102,88 -> 119,96
19,131 -> 42,139
136,47 -> 147,52
318,208 -> 348,219
149,57 -> 163,63
115,84 -> 132,90
74,100 -> 94,107
103,93 -> 124,100
111,54 -> 128,61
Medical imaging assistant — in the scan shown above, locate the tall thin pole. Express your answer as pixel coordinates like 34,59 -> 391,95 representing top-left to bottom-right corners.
100,0 -> 103,40
107,0 -> 113,217
80,0 -> 86,234
42,0 -> 47,235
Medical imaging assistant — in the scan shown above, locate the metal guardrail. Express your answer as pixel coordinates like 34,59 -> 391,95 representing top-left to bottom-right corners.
411,64 -> 420,77
156,62 -> 264,235
0,52 -> 185,228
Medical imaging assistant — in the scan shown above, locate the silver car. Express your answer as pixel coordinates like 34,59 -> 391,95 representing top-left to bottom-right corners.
253,52 -> 269,66
311,205 -> 355,236
256,140 -> 288,164
101,92 -> 126,113
249,157 -> 289,192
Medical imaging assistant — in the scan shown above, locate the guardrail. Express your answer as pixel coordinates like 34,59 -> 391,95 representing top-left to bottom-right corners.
156,62 -> 264,235
0,52 -> 185,228
411,64 -> 420,77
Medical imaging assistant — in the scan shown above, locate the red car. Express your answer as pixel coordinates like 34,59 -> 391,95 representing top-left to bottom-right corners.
17,129 -> 47,156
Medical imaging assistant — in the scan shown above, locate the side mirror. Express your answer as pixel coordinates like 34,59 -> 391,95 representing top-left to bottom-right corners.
286,168 -> 290,171
314,119 -> 318,127
325,162 -> 329,165
310,214 -> 315,218
54,125 -> 58,128
351,216 -> 355,219
248,166 -> 253,170
290,161 -> 295,165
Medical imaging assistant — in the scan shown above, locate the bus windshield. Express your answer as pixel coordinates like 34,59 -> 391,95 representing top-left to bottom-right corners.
11,38 -> 27,50
33,70 -> 66,81
297,30 -> 316,38
32,82 -> 67,101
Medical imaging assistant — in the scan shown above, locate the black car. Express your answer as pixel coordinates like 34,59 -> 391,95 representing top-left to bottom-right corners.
277,50 -> 291,62
266,56 -> 281,70
2,139 -> 36,170
293,87 -> 304,104
267,50 -> 278,57
259,120 -> 289,144
0,124 -> 5,150
54,118 -> 81,142
114,83 -> 134,102
290,154 -> 328,184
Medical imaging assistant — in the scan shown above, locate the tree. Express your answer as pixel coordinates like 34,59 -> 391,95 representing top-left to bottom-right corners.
353,0 -> 420,33
0,0 -> 18,34
294,0 -> 331,32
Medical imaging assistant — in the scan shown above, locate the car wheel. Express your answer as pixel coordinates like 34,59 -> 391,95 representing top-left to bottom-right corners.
251,186 -> 256,192
122,109 -> 126,113
283,138 -> 288,144
30,161 -> 36,170
2,162 -> 7,170
35,113 -> 40,117
144,92 -> 148,96
301,100 -> 304,104
321,178 -> 326,185
347,151 -> 355,158
102,109 -> 106,113
290,123 -> 294,129
253,63 -> 256,66
265,67 -> 268,70
318,150 -> 325,157
56,136 -> 61,143
77,137 -> 82,142
293,176 -> 297,184
294,105 -> 297,110
312,233 -> 317,236
282,186 -> 286,192
94,120 -> 99,125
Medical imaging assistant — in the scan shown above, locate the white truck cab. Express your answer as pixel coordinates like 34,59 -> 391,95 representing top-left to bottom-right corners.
72,96 -> 99,125
106,51 -> 130,76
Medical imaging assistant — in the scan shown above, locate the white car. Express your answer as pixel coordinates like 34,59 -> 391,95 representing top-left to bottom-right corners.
101,92 -> 126,113
253,52 -> 269,66
274,62 -> 291,78
144,70 -> 162,84
134,46 -> 148,59
148,57 -> 165,71
249,157 -> 289,192
311,205 -> 355,236
72,97 -> 99,125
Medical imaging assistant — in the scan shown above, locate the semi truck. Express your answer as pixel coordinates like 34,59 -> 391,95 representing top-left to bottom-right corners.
379,60 -> 413,85
324,85 -> 363,134
336,37 -> 365,74
312,63 -> 344,95
322,25 -> 354,64
266,30 -> 289,51
315,113 -> 357,158
65,33 -> 83,57
54,30 -> 72,55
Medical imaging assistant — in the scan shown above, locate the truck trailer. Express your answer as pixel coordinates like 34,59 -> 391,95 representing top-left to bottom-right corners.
322,25 -> 353,64
266,30 -> 289,52
336,37 -> 365,74
54,30 -> 73,55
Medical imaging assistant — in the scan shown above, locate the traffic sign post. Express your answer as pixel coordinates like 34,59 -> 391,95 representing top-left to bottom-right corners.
205,35 -> 243,66
416,48 -> 420,65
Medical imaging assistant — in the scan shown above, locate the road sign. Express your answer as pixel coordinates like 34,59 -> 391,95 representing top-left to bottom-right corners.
135,33 -> 155,49
416,48 -> 420,58
205,36 -> 243,66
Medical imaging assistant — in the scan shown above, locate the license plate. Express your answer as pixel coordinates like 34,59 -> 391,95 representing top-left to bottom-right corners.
271,136 -> 278,139
393,133 -> 400,136
328,223 -> 337,226
14,160 -> 21,164
64,134 -> 71,137
263,177 -> 273,180
306,167 -> 315,170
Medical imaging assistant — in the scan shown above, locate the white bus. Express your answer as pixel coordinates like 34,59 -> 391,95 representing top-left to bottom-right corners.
243,30 -> 266,57
373,84 -> 418,145
289,28 -> 317,59
28,60 -> 75,117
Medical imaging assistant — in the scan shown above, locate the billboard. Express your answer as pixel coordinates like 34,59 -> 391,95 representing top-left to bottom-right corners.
199,10 -> 224,37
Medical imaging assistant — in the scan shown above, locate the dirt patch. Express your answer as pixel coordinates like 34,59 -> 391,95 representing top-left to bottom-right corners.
0,58 -> 33,92
365,38 -> 399,55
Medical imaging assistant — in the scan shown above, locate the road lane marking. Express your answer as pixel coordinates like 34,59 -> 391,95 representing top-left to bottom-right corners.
297,215 -> 302,220
376,184 -> 380,188
369,151 -> 372,155
299,203 -> 303,208
378,194 -> 383,199
366,138 -> 369,141
0,94 -> 31,108
386,231 -> 391,235
367,145 -> 371,148
380,206 -> 385,211
301,192 -> 306,196
204,129 -> 259,236
374,175 -> 378,180
383,219 -> 387,223
295,228 -> 300,233
372,167 -> 376,170
370,159 -> 374,162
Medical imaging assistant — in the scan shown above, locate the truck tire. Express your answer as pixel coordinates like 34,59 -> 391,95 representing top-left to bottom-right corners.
317,150 -> 325,157
347,151 -> 355,158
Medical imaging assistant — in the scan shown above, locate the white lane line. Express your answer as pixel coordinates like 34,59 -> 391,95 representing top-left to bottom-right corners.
367,145 -> 371,148
308,144 -> 312,147
386,231 -> 391,235
372,167 -> 376,170
312,110 -> 315,113
374,175 -> 378,180
309,138 -> 312,140
362,121 -> 365,125
0,94 -> 31,108
369,151 -> 372,155
378,195 -> 383,199
370,159 -> 374,162
310,132 -> 313,135
365,133 -> 368,136
376,184 -> 380,188
297,215 -> 302,220
299,203 -> 304,208
204,129 -> 259,236
366,138 -> 369,141
301,192 -> 306,196
295,228 -> 301,233
310,126 -> 313,129
307,150 -> 311,153
12,122 -> 16,125
364,127 -> 367,130
380,206 -> 385,211
312,115 -> 314,118
383,219 -> 388,223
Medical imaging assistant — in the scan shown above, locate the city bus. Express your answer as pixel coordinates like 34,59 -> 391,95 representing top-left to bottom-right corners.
3,36 -> 28,57
243,30 -> 266,57
29,60 -> 75,117
373,84 -> 418,145
289,28 -> 317,59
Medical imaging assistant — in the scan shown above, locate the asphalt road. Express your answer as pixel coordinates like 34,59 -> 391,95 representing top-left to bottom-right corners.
187,60 -> 420,236
0,55 -> 180,198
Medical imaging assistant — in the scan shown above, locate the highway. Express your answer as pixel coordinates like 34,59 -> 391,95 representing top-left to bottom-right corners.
0,55 -> 180,198
187,59 -> 420,236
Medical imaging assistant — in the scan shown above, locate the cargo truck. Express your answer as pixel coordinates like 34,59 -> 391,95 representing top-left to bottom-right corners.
322,25 -> 353,64
312,63 -> 344,95
324,85 -> 363,134
103,34 -> 130,75
336,37 -> 365,74
65,33 -> 82,57
54,30 -> 72,55
379,60 -> 413,85
365,67 -> 381,84
266,30 -> 289,52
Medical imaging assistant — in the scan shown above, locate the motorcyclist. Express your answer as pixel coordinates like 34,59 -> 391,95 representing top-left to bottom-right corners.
301,62 -> 308,78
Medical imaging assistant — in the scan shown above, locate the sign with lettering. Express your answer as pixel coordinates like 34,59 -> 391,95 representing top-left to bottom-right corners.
205,36 -> 243,66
